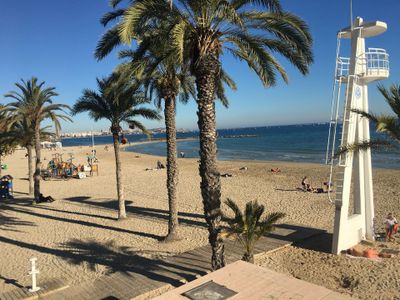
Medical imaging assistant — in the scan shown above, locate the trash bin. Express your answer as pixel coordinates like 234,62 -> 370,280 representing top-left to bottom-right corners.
0,175 -> 13,198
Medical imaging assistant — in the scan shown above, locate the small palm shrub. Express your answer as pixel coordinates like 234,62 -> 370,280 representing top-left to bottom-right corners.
221,198 -> 285,263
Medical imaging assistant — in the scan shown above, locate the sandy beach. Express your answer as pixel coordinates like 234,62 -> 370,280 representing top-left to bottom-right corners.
1,144 -> 399,299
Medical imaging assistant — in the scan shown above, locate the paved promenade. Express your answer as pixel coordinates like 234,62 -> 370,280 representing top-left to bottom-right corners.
0,224 -> 324,300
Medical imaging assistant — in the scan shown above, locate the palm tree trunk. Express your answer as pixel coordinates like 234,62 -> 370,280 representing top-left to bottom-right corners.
33,128 -> 41,203
242,249 -> 254,263
27,145 -> 34,195
164,96 -> 179,241
194,51 -> 225,270
112,130 -> 126,219
0,154 -> 2,177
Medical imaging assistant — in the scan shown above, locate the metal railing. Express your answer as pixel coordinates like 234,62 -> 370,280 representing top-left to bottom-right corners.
335,48 -> 389,79
362,48 -> 389,76
336,57 -> 350,79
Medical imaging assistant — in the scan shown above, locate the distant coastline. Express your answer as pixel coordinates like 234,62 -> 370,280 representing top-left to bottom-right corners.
60,123 -> 330,139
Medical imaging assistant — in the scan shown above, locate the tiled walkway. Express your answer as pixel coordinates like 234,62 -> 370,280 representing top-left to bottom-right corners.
0,224 -> 324,300
155,260 -> 352,300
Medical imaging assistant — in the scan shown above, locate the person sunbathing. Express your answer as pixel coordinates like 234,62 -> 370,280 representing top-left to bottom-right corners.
346,248 -> 391,259
311,187 -> 325,194
271,168 -> 281,173
221,173 -> 233,177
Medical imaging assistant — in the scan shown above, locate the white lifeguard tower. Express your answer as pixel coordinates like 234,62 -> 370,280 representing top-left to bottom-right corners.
326,17 -> 389,254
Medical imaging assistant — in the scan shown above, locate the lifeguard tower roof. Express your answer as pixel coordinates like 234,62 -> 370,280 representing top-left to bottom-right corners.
339,20 -> 387,38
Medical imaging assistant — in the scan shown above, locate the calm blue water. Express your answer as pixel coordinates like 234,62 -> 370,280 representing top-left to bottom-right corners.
62,124 -> 400,169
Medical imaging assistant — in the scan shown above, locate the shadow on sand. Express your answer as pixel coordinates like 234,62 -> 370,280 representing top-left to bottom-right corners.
0,236 -> 204,287
0,275 -> 25,289
63,196 -> 207,228
0,200 -> 36,232
293,232 -> 333,254
1,198 -> 164,240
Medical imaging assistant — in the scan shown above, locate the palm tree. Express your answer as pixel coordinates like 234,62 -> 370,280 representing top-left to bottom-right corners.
221,198 -> 285,263
4,77 -> 71,203
117,49 -> 196,240
97,0 -> 313,269
0,139 -> 16,178
337,84 -> 400,155
0,105 -> 55,194
73,74 -> 160,220
4,120 -> 55,195
100,13 -> 234,240
11,119 -> 35,195
0,107 -> 17,177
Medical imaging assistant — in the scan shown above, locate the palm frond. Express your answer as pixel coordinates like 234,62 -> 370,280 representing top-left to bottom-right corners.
378,84 -> 400,117
127,119 -> 148,134
334,139 -> 395,158
128,108 -> 162,120
351,109 -> 379,123
4,77 -> 69,138
95,25 -> 122,60
74,74 -> 160,132
101,8 -> 125,26
224,198 -> 244,225
232,0 -> 282,12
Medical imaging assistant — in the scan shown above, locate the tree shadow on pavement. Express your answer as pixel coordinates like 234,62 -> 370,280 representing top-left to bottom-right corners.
0,236 -> 204,287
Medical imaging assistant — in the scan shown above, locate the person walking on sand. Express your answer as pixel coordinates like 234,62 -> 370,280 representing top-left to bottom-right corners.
384,213 -> 398,242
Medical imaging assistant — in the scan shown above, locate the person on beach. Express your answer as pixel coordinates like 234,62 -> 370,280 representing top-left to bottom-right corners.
323,181 -> 333,192
38,193 -> 55,203
271,168 -> 281,173
384,213 -> 398,242
156,160 -> 165,169
301,176 -> 312,192
180,152 -> 185,158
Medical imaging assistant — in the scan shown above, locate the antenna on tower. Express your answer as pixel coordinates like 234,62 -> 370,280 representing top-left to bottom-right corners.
350,0 -> 354,30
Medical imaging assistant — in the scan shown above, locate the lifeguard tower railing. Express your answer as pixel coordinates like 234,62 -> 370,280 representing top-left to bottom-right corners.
335,48 -> 389,83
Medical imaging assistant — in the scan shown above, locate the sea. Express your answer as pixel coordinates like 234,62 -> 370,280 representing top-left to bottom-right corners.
61,123 -> 400,169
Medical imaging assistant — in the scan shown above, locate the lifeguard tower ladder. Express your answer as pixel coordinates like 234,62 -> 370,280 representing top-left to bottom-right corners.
326,17 -> 389,254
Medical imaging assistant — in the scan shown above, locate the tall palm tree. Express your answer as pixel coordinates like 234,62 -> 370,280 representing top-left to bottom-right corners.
73,74 -> 160,220
100,10 -> 234,240
117,49 -> 196,240
4,120 -> 55,195
97,0 -> 313,269
12,119 -> 35,195
337,84 -> 400,155
4,77 -> 71,203
221,198 -> 285,263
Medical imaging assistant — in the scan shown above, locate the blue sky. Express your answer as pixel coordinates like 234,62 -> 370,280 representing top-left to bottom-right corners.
1,0 -> 399,132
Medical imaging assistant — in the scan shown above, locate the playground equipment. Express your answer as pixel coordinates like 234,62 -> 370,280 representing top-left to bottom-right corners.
326,17 -> 389,254
41,153 -> 95,180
